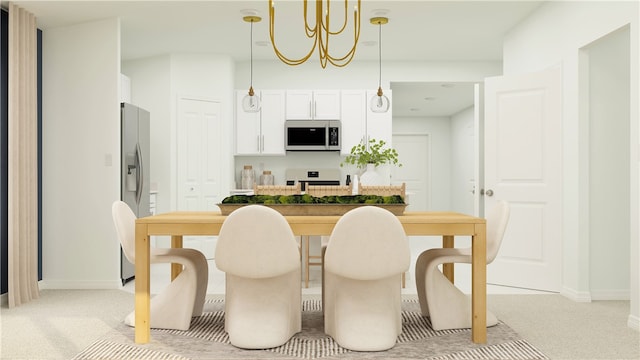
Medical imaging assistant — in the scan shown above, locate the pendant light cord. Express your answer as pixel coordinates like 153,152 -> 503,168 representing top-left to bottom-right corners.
377,21 -> 382,89
250,20 -> 254,91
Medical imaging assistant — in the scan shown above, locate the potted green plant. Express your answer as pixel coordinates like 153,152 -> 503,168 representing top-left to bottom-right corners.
341,138 -> 402,185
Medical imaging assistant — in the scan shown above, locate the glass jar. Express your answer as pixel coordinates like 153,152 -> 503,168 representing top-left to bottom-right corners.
241,165 -> 255,189
260,170 -> 274,185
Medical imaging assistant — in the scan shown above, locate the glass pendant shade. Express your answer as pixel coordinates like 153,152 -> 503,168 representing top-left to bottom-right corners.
242,87 -> 261,113
370,88 -> 390,113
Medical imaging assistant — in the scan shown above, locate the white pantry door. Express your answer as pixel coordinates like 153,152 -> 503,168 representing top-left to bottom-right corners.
484,67 -> 562,292
391,134 -> 430,211
177,97 -> 222,257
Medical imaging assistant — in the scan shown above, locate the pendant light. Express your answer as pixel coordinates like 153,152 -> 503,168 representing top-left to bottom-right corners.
369,17 -> 390,113
242,15 -> 261,113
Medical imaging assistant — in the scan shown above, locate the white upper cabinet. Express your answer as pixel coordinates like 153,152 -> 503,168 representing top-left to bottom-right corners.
340,90 -> 367,155
340,90 -> 393,155
235,90 -> 286,155
286,90 -> 341,120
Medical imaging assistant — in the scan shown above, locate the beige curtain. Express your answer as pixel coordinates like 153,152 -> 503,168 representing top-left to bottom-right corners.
8,2 -> 39,307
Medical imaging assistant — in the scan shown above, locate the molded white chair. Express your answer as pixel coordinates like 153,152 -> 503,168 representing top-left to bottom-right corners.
414,200 -> 510,330
215,205 -> 301,349
111,201 -> 208,331
323,206 -> 410,351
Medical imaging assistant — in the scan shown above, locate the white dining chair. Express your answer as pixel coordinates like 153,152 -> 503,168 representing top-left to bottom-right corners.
111,201 -> 208,331
414,200 -> 510,330
323,206 -> 410,351
215,205 -> 301,349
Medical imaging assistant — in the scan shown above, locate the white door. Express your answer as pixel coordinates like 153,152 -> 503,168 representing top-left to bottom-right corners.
484,67 -> 562,292
391,134 -> 430,211
177,97 -> 222,257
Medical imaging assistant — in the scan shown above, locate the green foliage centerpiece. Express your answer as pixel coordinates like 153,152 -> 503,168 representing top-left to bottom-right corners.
340,138 -> 402,169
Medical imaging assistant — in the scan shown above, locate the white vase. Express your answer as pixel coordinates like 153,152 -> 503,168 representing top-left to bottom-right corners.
359,163 -> 384,185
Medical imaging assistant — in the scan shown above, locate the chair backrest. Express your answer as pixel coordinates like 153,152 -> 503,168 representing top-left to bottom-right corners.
324,206 -> 410,280
112,200 -> 136,263
359,182 -> 406,199
306,184 -> 352,197
215,205 -> 300,278
486,200 -> 510,263
254,183 -> 301,195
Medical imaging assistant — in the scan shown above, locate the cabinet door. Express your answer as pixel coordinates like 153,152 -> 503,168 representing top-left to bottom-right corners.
313,90 -> 341,120
235,90 -> 261,154
340,90 -> 366,155
365,89 -> 393,146
286,90 -> 313,119
260,90 -> 286,155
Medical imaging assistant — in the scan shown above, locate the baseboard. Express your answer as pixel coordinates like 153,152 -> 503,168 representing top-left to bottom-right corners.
628,314 -> 640,331
0,292 -> 6,307
561,286 -> 592,302
590,289 -> 630,301
38,279 -> 122,290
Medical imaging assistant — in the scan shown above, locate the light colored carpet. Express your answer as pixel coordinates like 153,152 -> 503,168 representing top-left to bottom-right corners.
3,290 -> 638,360
71,297 -> 547,360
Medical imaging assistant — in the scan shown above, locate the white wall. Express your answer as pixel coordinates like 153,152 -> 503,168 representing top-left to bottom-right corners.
236,60 -> 501,91
503,1 -> 639,328
587,27 -> 630,299
41,18 -> 121,288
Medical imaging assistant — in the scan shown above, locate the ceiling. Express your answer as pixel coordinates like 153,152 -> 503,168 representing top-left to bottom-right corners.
7,0 -> 542,117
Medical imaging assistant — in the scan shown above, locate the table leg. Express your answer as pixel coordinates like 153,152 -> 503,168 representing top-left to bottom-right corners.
134,223 -> 151,344
304,236 -> 310,288
471,222 -> 487,344
442,235 -> 454,283
171,235 -> 183,281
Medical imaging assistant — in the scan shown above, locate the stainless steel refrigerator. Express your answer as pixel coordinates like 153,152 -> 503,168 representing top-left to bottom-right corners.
120,102 -> 151,284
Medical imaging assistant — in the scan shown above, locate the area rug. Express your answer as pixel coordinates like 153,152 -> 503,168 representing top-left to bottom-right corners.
72,297 -> 548,360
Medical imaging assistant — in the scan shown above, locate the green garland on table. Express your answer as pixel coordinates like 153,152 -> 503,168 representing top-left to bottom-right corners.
221,194 -> 404,205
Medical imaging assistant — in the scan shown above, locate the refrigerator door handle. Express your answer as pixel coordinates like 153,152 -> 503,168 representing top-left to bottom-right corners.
135,142 -> 143,205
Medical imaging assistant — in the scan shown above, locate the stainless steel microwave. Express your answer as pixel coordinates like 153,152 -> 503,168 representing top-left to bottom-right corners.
285,120 -> 341,151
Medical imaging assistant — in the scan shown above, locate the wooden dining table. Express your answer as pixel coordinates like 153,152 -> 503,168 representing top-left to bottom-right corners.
133,210 -> 487,344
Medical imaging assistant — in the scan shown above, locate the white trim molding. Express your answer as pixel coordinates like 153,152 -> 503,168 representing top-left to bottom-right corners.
590,289 -> 630,301
38,280 -> 122,290
561,286 -> 592,302
628,314 -> 640,331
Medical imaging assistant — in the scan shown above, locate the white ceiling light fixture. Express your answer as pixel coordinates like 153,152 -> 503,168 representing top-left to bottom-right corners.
370,16 -> 390,113
242,12 -> 261,113
268,0 -> 362,68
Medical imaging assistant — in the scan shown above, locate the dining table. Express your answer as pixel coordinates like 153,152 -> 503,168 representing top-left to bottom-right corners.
133,210 -> 487,344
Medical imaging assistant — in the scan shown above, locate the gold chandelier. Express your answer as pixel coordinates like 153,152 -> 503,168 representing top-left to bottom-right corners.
268,0 -> 362,68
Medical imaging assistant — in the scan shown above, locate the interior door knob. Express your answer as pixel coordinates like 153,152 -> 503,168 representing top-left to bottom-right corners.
485,189 -> 494,197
